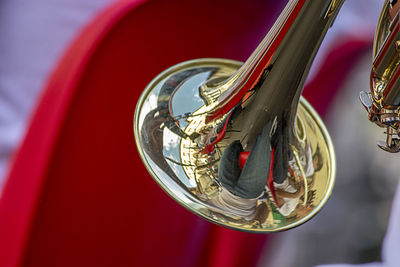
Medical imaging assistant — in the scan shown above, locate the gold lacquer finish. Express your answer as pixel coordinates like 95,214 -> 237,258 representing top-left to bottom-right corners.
134,59 -> 335,232
360,0 -> 400,152
134,0 -> 343,233
326,0 -> 343,17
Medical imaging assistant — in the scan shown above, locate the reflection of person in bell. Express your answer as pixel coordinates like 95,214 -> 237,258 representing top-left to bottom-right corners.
274,178 -> 305,217
273,144 -> 322,217
289,141 -> 323,179
207,114 -> 323,223
208,122 -> 273,222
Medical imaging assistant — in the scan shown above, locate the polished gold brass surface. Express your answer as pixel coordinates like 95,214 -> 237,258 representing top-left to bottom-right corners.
134,0 -> 343,233
134,59 -> 335,232
361,0 -> 400,152
326,0 -> 343,18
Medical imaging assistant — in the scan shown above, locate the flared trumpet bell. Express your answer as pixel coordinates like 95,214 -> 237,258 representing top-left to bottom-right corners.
134,0 -> 341,232
134,58 -> 335,232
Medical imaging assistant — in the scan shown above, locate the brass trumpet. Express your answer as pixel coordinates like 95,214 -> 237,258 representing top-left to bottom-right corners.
134,0 -> 398,233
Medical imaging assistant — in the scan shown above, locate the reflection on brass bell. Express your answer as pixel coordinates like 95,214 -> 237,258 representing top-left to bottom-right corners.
134,0 -> 342,232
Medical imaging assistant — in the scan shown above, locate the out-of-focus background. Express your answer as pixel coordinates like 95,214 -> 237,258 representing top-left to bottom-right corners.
0,0 -> 398,267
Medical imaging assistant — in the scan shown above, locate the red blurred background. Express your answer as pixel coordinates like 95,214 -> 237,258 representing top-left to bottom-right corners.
0,1 -> 393,267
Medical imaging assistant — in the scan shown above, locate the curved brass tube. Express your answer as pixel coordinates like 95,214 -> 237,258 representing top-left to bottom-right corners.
361,0 -> 400,152
134,0 -> 397,232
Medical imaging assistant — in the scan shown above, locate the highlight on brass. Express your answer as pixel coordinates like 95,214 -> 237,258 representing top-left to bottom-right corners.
134,0 -> 343,233
134,59 -> 334,232
360,0 -> 400,152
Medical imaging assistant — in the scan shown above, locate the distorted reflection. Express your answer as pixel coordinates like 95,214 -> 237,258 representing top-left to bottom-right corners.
135,60 -> 334,232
